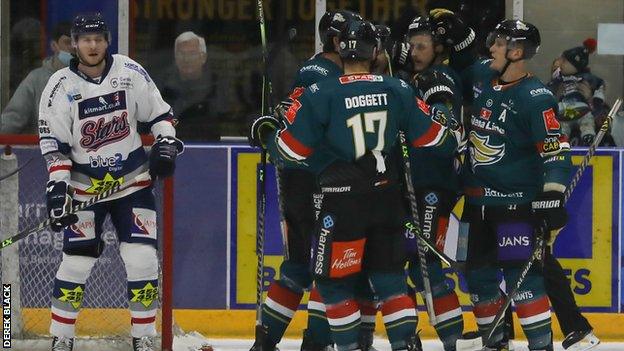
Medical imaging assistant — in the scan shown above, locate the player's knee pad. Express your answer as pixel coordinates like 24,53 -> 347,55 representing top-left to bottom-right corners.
56,253 -> 97,284
120,242 -> 158,281
279,260 -> 312,293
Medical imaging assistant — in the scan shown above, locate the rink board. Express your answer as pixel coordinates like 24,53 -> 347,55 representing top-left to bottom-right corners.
4,145 -> 624,338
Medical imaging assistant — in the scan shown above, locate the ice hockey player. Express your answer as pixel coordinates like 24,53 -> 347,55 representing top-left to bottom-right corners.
437,10 -> 600,350
250,19 -> 460,351
38,13 -> 183,351
249,9 -> 363,351
429,9 -> 573,351
391,15 -> 465,351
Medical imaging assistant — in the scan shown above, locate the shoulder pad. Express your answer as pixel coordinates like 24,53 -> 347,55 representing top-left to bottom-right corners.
121,57 -> 152,83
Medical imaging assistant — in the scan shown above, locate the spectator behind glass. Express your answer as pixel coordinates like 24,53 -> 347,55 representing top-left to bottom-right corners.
158,31 -> 218,141
0,22 -> 73,134
547,39 -> 607,146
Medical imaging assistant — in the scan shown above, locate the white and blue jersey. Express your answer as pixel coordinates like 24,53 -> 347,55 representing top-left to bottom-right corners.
38,54 -> 175,201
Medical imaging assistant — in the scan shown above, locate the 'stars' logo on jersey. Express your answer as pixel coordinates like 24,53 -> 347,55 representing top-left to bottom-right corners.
469,131 -> 505,170
80,113 -> 130,152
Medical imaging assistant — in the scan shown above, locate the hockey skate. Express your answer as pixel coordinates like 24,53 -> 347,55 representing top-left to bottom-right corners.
132,336 -> 155,351
357,330 -> 379,351
51,336 -> 74,351
455,331 -> 515,351
562,330 -> 600,350
404,334 -> 423,351
249,325 -> 279,351
300,329 -> 335,351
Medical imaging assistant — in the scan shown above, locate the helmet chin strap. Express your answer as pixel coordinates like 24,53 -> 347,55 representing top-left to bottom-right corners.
498,47 -> 522,78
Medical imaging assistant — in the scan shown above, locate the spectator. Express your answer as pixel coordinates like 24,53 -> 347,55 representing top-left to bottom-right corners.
158,31 -> 218,141
547,38 -> 606,146
0,22 -> 72,134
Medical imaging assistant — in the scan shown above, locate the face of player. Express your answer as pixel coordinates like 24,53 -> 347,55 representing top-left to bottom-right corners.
488,36 -> 510,72
409,34 -> 436,72
489,36 -> 524,72
76,33 -> 108,66
175,38 -> 206,78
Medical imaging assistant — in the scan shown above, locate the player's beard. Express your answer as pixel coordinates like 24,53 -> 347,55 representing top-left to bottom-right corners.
77,50 -> 106,68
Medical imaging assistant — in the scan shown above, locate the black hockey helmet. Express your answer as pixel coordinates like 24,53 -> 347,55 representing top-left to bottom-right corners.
375,24 -> 392,51
338,20 -> 379,61
407,16 -> 441,43
320,10 -> 363,52
71,13 -> 112,45
486,19 -> 540,59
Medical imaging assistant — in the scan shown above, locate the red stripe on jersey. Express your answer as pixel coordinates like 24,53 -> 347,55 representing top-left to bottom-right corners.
131,316 -> 156,324
515,295 -> 550,318
358,299 -> 378,316
285,99 -> 302,124
267,282 -> 303,311
381,294 -> 415,316
279,130 -> 313,158
433,292 -> 461,315
473,296 -> 504,318
309,286 -> 324,303
51,313 -> 76,325
49,165 -> 72,173
412,123 -> 443,147
326,299 -> 359,319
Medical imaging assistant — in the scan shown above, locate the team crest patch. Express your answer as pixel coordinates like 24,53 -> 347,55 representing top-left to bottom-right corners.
416,97 -> 430,114
469,131 -> 505,169
542,108 -> 560,131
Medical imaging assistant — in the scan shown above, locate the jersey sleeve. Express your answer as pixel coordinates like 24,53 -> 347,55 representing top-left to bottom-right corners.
128,59 -> 175,138
398,84 -> 458,157
268,87 -> 326,164
525,93 -> 572,191
38,75 -> 73,182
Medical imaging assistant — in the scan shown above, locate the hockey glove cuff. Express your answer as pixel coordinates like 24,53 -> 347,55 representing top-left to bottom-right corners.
46,180 -> 78,232
390,40 -> 413,74
249,115 -> 281,149
532,191 -> 568,244
149,136 -> 184,179
413,69 -> 455,106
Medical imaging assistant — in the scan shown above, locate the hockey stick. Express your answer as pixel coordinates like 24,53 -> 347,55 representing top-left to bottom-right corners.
0,171 -> 151,249
0,157 -> 33,182
387,46 -> 436,325
254,0 -> 275,327
399,131 -> 437,325
481,97 -> 623,348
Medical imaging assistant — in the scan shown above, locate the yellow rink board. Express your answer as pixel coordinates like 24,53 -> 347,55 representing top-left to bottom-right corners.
23,308 -> 624,340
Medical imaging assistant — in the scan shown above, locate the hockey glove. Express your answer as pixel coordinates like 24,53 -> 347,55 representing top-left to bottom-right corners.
249,115 -> 281,150
532,191 -> 568,245
149,136 -> 184,179
581,134 -> 595,146
429,8 -> 475,52
413,69 -> 455,106
390,40 -> 413,74
46,180 -> 78,232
